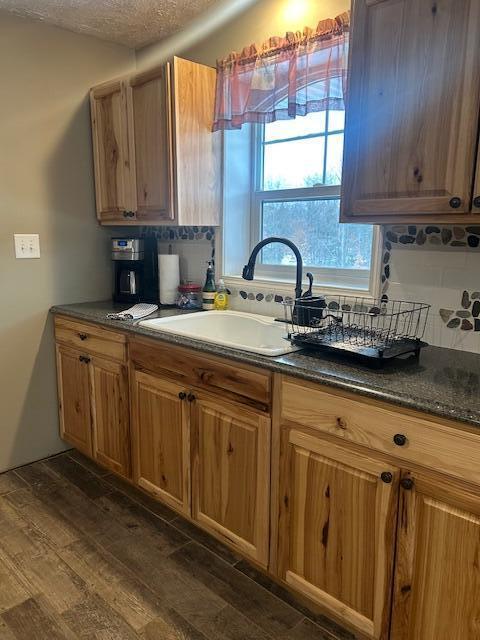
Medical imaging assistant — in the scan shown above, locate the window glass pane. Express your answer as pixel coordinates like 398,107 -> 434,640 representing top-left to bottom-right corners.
261,199 -> 373,270
263,137 -> 325,190
264,110 -> 326,142
324,133 -> 344,186
328,109 -> 345,132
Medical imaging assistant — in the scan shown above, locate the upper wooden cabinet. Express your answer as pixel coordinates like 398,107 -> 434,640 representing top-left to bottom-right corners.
90,80 -> 136,223
341,0 -> 480,223
90,57 -> 221,226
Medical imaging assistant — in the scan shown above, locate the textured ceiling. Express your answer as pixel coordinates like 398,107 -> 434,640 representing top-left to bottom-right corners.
0,0 -> 221,48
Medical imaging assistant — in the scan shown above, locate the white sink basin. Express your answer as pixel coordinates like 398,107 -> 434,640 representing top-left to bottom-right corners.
139,310 -> 299,357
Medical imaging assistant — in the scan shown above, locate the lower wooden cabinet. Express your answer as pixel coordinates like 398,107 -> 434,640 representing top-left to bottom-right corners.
131,371 -> 191,515
391,471 -> 480,640
56,343 -> 130,476
191,393 -> 270,566
56,345 -> 92,457
55,320 -> 480,639
90,355 -> 130,477
275,429 -> 399,640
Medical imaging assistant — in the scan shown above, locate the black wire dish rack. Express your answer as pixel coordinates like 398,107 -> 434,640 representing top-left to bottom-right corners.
282,295 -> 431,366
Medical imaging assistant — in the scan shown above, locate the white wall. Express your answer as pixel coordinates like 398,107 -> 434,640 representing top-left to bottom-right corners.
0,13 -> 135,472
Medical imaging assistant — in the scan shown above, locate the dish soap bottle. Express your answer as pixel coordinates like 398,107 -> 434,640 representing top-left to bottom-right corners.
202,260 -> 216,311
214,279 -> 229,311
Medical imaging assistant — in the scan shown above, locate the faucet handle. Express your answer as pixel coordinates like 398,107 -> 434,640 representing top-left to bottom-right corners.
242,264 -> 254,280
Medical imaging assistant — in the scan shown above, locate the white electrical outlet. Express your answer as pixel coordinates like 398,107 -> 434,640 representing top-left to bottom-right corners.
14,234 -> 41,259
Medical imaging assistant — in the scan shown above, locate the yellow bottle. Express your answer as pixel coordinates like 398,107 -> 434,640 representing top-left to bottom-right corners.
214,279 -> 229,310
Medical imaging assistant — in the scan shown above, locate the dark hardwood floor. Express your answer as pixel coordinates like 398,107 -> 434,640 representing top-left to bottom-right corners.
0,451 -> 355,640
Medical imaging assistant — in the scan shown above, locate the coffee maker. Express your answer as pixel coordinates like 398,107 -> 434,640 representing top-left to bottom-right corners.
112,237 -> 159,304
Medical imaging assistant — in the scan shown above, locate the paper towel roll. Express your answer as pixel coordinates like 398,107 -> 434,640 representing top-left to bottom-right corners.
158,254 -> 180,305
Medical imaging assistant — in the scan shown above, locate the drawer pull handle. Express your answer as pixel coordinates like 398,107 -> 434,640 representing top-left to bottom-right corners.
336,417 -> 347,429
381,472 -> 393,484
78,333 -> 88,341
393,433 -> 407,446
79,356 -> 91,364
187,393 -> 196,402
474,196 -> 480,208
400,477 -> 414,491
178,392 -> 187,400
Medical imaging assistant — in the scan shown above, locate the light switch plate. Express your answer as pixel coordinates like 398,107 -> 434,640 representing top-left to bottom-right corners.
14,234 -> 41,259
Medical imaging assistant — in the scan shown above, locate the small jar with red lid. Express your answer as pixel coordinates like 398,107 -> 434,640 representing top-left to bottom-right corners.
176,282 -> 203,310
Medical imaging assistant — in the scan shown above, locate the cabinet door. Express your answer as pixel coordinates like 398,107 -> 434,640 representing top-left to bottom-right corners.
129,66 -> 174,223
91,355 -> 130,477
191,394 -> 270,566
172,56 -> 222,226
56,345 -> 92,456
391,471 -> 480,639
276,430 -> 399,640
131,371 -> 190,515
341,0 -> 480,221
90,80 -> 136,223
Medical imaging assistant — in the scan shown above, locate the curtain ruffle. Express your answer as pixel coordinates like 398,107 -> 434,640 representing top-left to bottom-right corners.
212,11 -> 350,131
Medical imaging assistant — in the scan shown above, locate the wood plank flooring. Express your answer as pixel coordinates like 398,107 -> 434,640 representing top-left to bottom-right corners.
0,452 -> 355,640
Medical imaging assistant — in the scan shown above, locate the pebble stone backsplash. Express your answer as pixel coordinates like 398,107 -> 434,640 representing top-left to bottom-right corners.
139,224 -> 480,341
382,225 -> 480,334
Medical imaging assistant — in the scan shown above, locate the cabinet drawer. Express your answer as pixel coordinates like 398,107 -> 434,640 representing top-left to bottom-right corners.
54,317 -> 126,362
280,377 -> 480,486
130,338 -> 271,411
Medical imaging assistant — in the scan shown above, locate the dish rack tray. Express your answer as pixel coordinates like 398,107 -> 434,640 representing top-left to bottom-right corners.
282,295 -> 430,364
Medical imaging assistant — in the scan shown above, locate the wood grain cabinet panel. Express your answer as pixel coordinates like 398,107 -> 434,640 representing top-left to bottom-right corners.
131,371 -> 190,516
391,472 -> 480,639
342,0 -> 480,222
91,356 -> 130,477
90,80 -> 136,223
56,345 -> 92,457
172,56 -> 221,226
129,66 -> 174,223
275,431 -> 399,640
191,394 -> 270,566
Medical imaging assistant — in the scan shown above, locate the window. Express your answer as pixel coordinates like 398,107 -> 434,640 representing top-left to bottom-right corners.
222,109 -> 379,295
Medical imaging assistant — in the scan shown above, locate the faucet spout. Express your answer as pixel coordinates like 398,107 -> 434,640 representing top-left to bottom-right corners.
242,237 -> 303,300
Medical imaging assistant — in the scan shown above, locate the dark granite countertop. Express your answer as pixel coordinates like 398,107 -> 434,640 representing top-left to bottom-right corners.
51,301 -> 480,429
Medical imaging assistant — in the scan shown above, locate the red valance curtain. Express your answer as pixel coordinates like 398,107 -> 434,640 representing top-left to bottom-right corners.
212,11 -> 350,132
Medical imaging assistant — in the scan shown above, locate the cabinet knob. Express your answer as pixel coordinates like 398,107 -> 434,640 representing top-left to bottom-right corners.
78,333 -> 88,341
380,472 -> 393,484
123,210 -> 135,218
187,393 -> 196,402
178,391 -> 187,400
400,477 -> 414,491
449,197 -> 462,209
393,433 -> 407,446
473,196 -> 480,209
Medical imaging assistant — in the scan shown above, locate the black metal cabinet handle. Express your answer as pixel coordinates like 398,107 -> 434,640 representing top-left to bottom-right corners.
393,433 -> 407,446
473,196 -> 480,208
78,333 -> 88,341
187,393 -> 196,402
400,477 -> 414,491
381,472 -> 393,484
449,197 -> 462,209
78,355 -> 91,364
178,392 -> 187,400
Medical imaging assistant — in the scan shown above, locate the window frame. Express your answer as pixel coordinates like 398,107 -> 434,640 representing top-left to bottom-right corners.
248,122 -> 379,292
220,117 -> 382,299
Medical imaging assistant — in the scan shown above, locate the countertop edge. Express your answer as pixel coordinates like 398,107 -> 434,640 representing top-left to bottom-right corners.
50,305 -> 480,430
